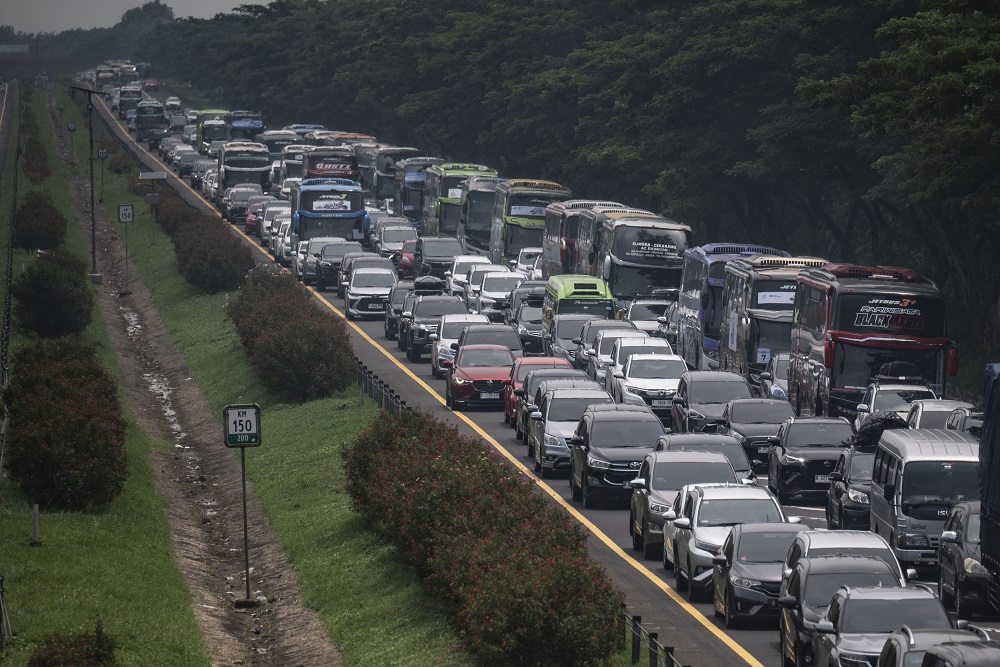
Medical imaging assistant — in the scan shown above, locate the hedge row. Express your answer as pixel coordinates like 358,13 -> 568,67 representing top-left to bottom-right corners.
12,247 -> 94,337
226,265 -> 356,401
344,411 -> 625,667
4,338 -> 128,510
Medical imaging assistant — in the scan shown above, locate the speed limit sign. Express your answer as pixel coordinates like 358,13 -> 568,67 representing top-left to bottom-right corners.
98,148 -> 108,160
118,204 -> 134,223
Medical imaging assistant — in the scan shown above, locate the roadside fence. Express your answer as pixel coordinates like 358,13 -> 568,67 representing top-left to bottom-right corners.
621,613 -> 688,667
356,360 -> 409,416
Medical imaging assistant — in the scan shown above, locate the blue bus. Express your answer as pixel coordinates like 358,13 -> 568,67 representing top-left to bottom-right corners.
676,243 -> 787,370
289,178 -> 370,245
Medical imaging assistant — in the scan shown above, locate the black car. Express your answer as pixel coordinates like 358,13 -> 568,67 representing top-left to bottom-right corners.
512,301 -> 545,355
572,319 -> 635,371
315,241 -> 363,291
656,433 -> 756,483
414,236 -> 464,278
544,313 -> 595,365
716,398 -> 794,472
568,404 -> 665,508
767,416 -> 855,504
825,447 -> 875,531
711,522 -> 807,628
452,324 -> 524,361
513,368 -> 590,441
670,371 -> 752,434
405,295 -> 468,361
939,501 -> 989,619
503,283 -> 546,326
383,281 -> 414,340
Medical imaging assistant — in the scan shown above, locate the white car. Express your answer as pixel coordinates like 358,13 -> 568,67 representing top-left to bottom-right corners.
429,314 -> 490,379
445,255 -> 491,297
164,96 -> 182,111
280,177 -> 301,199
512,247 -> 543,278
343,268 -> 397,321
291,241 -> 310,280
473,272 -> 524,320
603,336 -> 673,393
612,353 -> 688,420
462,264 -> 510,311
272,219 -> 291,260
627,299 -> 676,334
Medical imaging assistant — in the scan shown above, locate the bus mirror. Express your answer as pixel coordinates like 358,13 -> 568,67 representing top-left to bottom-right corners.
948,347 -> 960,376
544,307 -> 553,319
602,256 -> 611,281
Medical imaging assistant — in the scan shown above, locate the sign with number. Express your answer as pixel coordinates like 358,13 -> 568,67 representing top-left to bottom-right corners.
224,403 -> 261,448
67,122 -> 76,131
98,148 -> 108,160
118,204 -> 134,223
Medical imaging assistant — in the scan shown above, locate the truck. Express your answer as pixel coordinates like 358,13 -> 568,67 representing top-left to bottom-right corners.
289,178 -> 370,246
979,363 -> 1000,615
214,141 -> 272,207
422,163 -> 499,236
489,179 -> 572,266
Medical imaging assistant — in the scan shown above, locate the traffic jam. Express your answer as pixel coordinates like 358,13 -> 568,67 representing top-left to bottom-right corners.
92,63 -> 1000,667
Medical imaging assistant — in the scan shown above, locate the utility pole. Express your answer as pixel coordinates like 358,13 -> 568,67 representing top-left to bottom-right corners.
69,85 -> 102,285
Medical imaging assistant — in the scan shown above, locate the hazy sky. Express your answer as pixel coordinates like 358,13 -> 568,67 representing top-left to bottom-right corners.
1,0 -> 270,35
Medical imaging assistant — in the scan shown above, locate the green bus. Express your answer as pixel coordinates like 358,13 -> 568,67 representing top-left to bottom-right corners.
489,179 -> 572,265
541,274 -> 616,339
422,163 -> 498,236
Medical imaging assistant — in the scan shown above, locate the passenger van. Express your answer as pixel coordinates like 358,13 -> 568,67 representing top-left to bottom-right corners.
869,429 -> 979,567
541,275 -> 615,339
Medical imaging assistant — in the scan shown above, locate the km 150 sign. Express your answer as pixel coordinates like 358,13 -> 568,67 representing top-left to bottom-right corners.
224,403 -> 261,448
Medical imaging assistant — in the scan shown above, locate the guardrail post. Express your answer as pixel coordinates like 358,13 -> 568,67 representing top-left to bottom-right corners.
664,646 -> 676,667
647,632 -> 658,667
357,363 -> 364,406
631,615 -> 641,664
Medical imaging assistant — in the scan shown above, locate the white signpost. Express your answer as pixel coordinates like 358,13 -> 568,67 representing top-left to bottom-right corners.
223,403 -> 262,606
118,204 -> 135,295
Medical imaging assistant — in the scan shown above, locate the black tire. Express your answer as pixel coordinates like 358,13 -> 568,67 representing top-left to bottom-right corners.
794,640 -> 808,667
533,457 -> 542,473
582,478 -> 597,509
571,475 -> 582,502
526,438 -> 534,458
686,558 -> 701,602
674,549 -> 688,591
431,364 -> 439,379
540,463 -> 551,479
515,417 -> 524,440
631,521 -> 644,552
346,308 -> 354,321
724,588 -> 740,629
445,388 -> 452,408
642,522 -> 659,560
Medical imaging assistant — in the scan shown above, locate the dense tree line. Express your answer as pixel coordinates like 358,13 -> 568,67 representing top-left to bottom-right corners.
15,0 -> 1000,337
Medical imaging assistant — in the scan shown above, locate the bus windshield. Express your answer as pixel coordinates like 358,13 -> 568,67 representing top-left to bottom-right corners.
901,461 -> 979,506
749,319 -> 792,365
202,125 -> 229,142
611,265 -> 682,296
831,343 -> 944,391
753,281 -> 797,310
303,192 -> 364,213
505,225 -> 544,257
612,227 -> 687,266
836,294 -> 947,337
464,192 -> 494,232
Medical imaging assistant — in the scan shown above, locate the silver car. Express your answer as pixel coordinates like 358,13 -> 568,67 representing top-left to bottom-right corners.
429,314 -> 490,379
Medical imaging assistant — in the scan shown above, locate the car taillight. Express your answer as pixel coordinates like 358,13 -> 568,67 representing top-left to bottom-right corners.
948,346 -> 960,376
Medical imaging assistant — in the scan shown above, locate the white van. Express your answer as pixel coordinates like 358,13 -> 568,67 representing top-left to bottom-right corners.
869,429 -> 979,568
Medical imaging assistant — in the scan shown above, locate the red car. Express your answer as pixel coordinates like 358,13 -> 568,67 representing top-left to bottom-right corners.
446,344 -> 515,411
504,356 -> 573,425
395,239 -> 417,279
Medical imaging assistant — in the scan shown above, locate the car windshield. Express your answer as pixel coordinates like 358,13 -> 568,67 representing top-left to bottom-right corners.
916,410 -> 951,429
391,289 -> 411,306
653,462 -> 737,490
849,453 -> 875,480
459,349 -> 514,368
697,499 -> 782,527
353,272 -> 395,288
671,443 -> 751,473
771,356 -> 790,378
599,334 -> 644,355
322,243 -> 362,259
518,249 -> 542,264
808,548 -> 900,579
401,240 -> 417,253
629,303 -> 669,320
730,402 -> 794,424
591,419 -> 664,446
874,389 -> 937,412
902,461 -> 979,506
802,572 -> 897,607
548,396 -> 612,422
689,380 -> 751,403
414,301 -> 468,318
467,330 -> 521,348
557,318 -> 592,338
442,321 -> 476,338
422,238 -> 464,256
518,306 -> 544,324
482,275 -> 523,292
617,345 -> 666,365
516,363 -> 566,383
737,531 -> 801,563
629,358 -> 687,380
383,228 -> 416,243
454,259 -> 487,276
785,422 -> 854,447
841,598 -> 949,634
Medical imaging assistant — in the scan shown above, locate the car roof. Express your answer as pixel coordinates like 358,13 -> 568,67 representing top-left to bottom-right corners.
694,484 -> 776,501
683,371 -> 749,382
923,640 -> 1000,663
626,353 -> 684,364
515,356 -> 573,367
783,416 -> 853,427
658,434 -> 741,450
462,324 -> 517,332
797,554 -> 895,574
440,314 -> 490,323
543,388 -> 611,400
910,399 -> 975,413
582,404 -> 659,420
352,268 -> 394,276
796,530 -> 889,550
459,344 -> 513,353
734,522 -> 806,536
728,398 -> 792,407
838,585 -> 936,601
650,450 -> 732,464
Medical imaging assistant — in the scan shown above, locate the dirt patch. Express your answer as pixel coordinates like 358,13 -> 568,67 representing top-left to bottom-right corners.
45,94 -> 343,667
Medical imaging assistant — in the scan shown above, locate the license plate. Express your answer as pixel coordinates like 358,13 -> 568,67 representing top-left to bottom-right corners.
480,392 -> 500,400
652,399 -> 670,407
815,475 -> 830,484
369,303 -> 385,309
758,445 -> 771,453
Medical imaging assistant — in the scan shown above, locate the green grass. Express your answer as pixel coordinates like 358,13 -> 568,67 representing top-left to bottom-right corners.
37,82 -> 474,666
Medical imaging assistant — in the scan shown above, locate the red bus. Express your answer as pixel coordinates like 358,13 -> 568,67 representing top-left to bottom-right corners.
788,263 -> 958,420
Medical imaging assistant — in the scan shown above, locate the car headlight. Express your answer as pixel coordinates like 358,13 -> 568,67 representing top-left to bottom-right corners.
838,652 -> 872,667
965,557 -> 989,575
517,325 -> 528,335
729,575 -> 761,588
897,532 -> 930,548
623,385 -> 642,395
649,501 -> 670,514
771,385 -> 787,399
545,435 -> 566,450
587,455 -> 610,470
453,377 -> 470,385
438,346 -> 454,358
783,453 -> 805,464
704,349 -> 719,361
694,539 -> 721,553
847,488 -> 869,504
551,345 -> 569,355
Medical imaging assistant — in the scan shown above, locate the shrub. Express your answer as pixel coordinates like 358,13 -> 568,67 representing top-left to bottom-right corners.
4,339 -> 128,510
27,617 -> 118,667
172,215 -> 254,293
13,250 -> 94,337
22,135 -> 52,182
13,191 -> 68,250
107,153 -> 133,174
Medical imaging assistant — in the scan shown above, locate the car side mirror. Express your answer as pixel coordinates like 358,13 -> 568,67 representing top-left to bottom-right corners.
786,516 -> 802,524
663,509 -> 677,520
856,403 -> 870,414
513,388 -> 525,397
657,316 -> 666,324
828,471 -> 843,482
760,372 -> 772,381
906,568 -> 918,582
940,530 -> 959,544
777,595 -> 798,610
766,436 -> 780,445
701,422 -> 720,434
428,333 -> 438,341
627,478 -> 647,490
401,311 -> 412,318
954,619 -> 969,630
672,517 -> 691,530
613,370 -> 624,379
586,349 -> 596,357
444,271 -> 452,277
672,396 -> 685,406
816,620 -> 835,634
572,337 -> 581,345
712,553 -> 728,567
340,281 -> 349,287
570,435 -> 584,446
450,343 -> 459,351
529,411 -> 542,421
883,482 -> 895,503
526,404 -> 537,412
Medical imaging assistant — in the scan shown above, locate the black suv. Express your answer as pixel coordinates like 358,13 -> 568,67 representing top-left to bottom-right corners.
383,281 -> 414,340
939,501 -> 988,619
544,313 -> 595,364
766,416 -> 855,504
315,241 -> 363,291
825,446 -> 875,530
568,404 -> 665,508
716,398 -> 794,472
670,371 -> 752,434
656,433 -> 755,483
404,295 -> 468,361
452,324 -> 524,360
414,236 -> 464,278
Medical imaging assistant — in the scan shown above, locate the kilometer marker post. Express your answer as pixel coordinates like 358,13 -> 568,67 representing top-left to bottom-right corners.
223,403 -> 262,607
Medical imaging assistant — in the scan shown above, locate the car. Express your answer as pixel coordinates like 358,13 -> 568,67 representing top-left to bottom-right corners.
657,433 -> 757,484
670,371 -> 753,434
668,483 -> 790,601
452,324 -> 524,361
414,236 -> 465,278
825,446 -> 876,530
528,387 -> 613,477
781,530 -> 912,588
854,374 -> 938,431
337,251 -> 380,295
611,353 -> 687,421
444,255 -> 492,297
279,177 -> 301,199
767,416 -> 856,504
343,268 -> 396,320
759,352 -> 791,401
511,299 -> 546,355
257,201 -> 292,242
395,239 -> 418,279
812,585 -> 953,667
716,398 -> 794,472
603,336 -> 673,393
568,404 -> 666,507
905,399 -> 975,429
573,319 -> 637,371
462,265 -> 511,311
404,294 -> 469,361
911,640 -> 1000,667
711,523 -> 808,628
513,368 -> 591,441
528,253 -> 544,281
291,241 -> 310,280
225,184 -> 264,224
945,406 -> 985,439
445,344 -> 515,411
653,301 -> 681,346
938,501 -> 989,620
164,96 -> 182,110
190,160 -> 216,192
299,236 -> 345,285
474,272 -> 525,321
503,356 -> 573,425
374,224 -> 417,259
544,313 -> 596,365
627,299 -> 676,335
175,150 -> 201,177
502,283 -> 546,327
315,241 -> 363,291
511,246 -> 542,277
630,453 -> 740,560
339,254 -> 395,299
876,626 -> 991,667
383,280 -> 415,340
429,314 -> 491,379
778,555 -> 902,667
585,328 -> 648,386
272,220 -> 292,263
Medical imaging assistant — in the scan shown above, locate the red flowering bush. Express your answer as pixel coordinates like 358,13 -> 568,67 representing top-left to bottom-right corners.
13,248 -> 94,337
13,191 -> 67,250
344,410 -> 625,666
27,617 -> 118,666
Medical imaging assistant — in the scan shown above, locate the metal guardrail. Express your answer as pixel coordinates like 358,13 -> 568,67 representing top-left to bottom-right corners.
356,360 -> 409,416
620,613 -> 688,667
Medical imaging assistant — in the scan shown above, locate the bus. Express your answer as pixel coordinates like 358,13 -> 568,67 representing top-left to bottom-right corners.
588,213 -> 693,305
197,109 -> 232,155
542,200 -> 623,279
279,143 -> 311,183
134,99 -> 165,143
541,274 -> 616,339
230,110 -> 264,141
255,130 -> 301,161
422,163 -> 498,236
215,141 -> 272,206
289,178 -> 369,245
573,207 -> 652,276
117,84 -> 143,119
718,255 -> 828,391
458,176 -> 504,255
393,157 -> 445,231
676,243 -> 787,371
368,146 -> 420,203
301,146 -> 360,183
489,179 -> 572,265
788,263 -> 958,420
